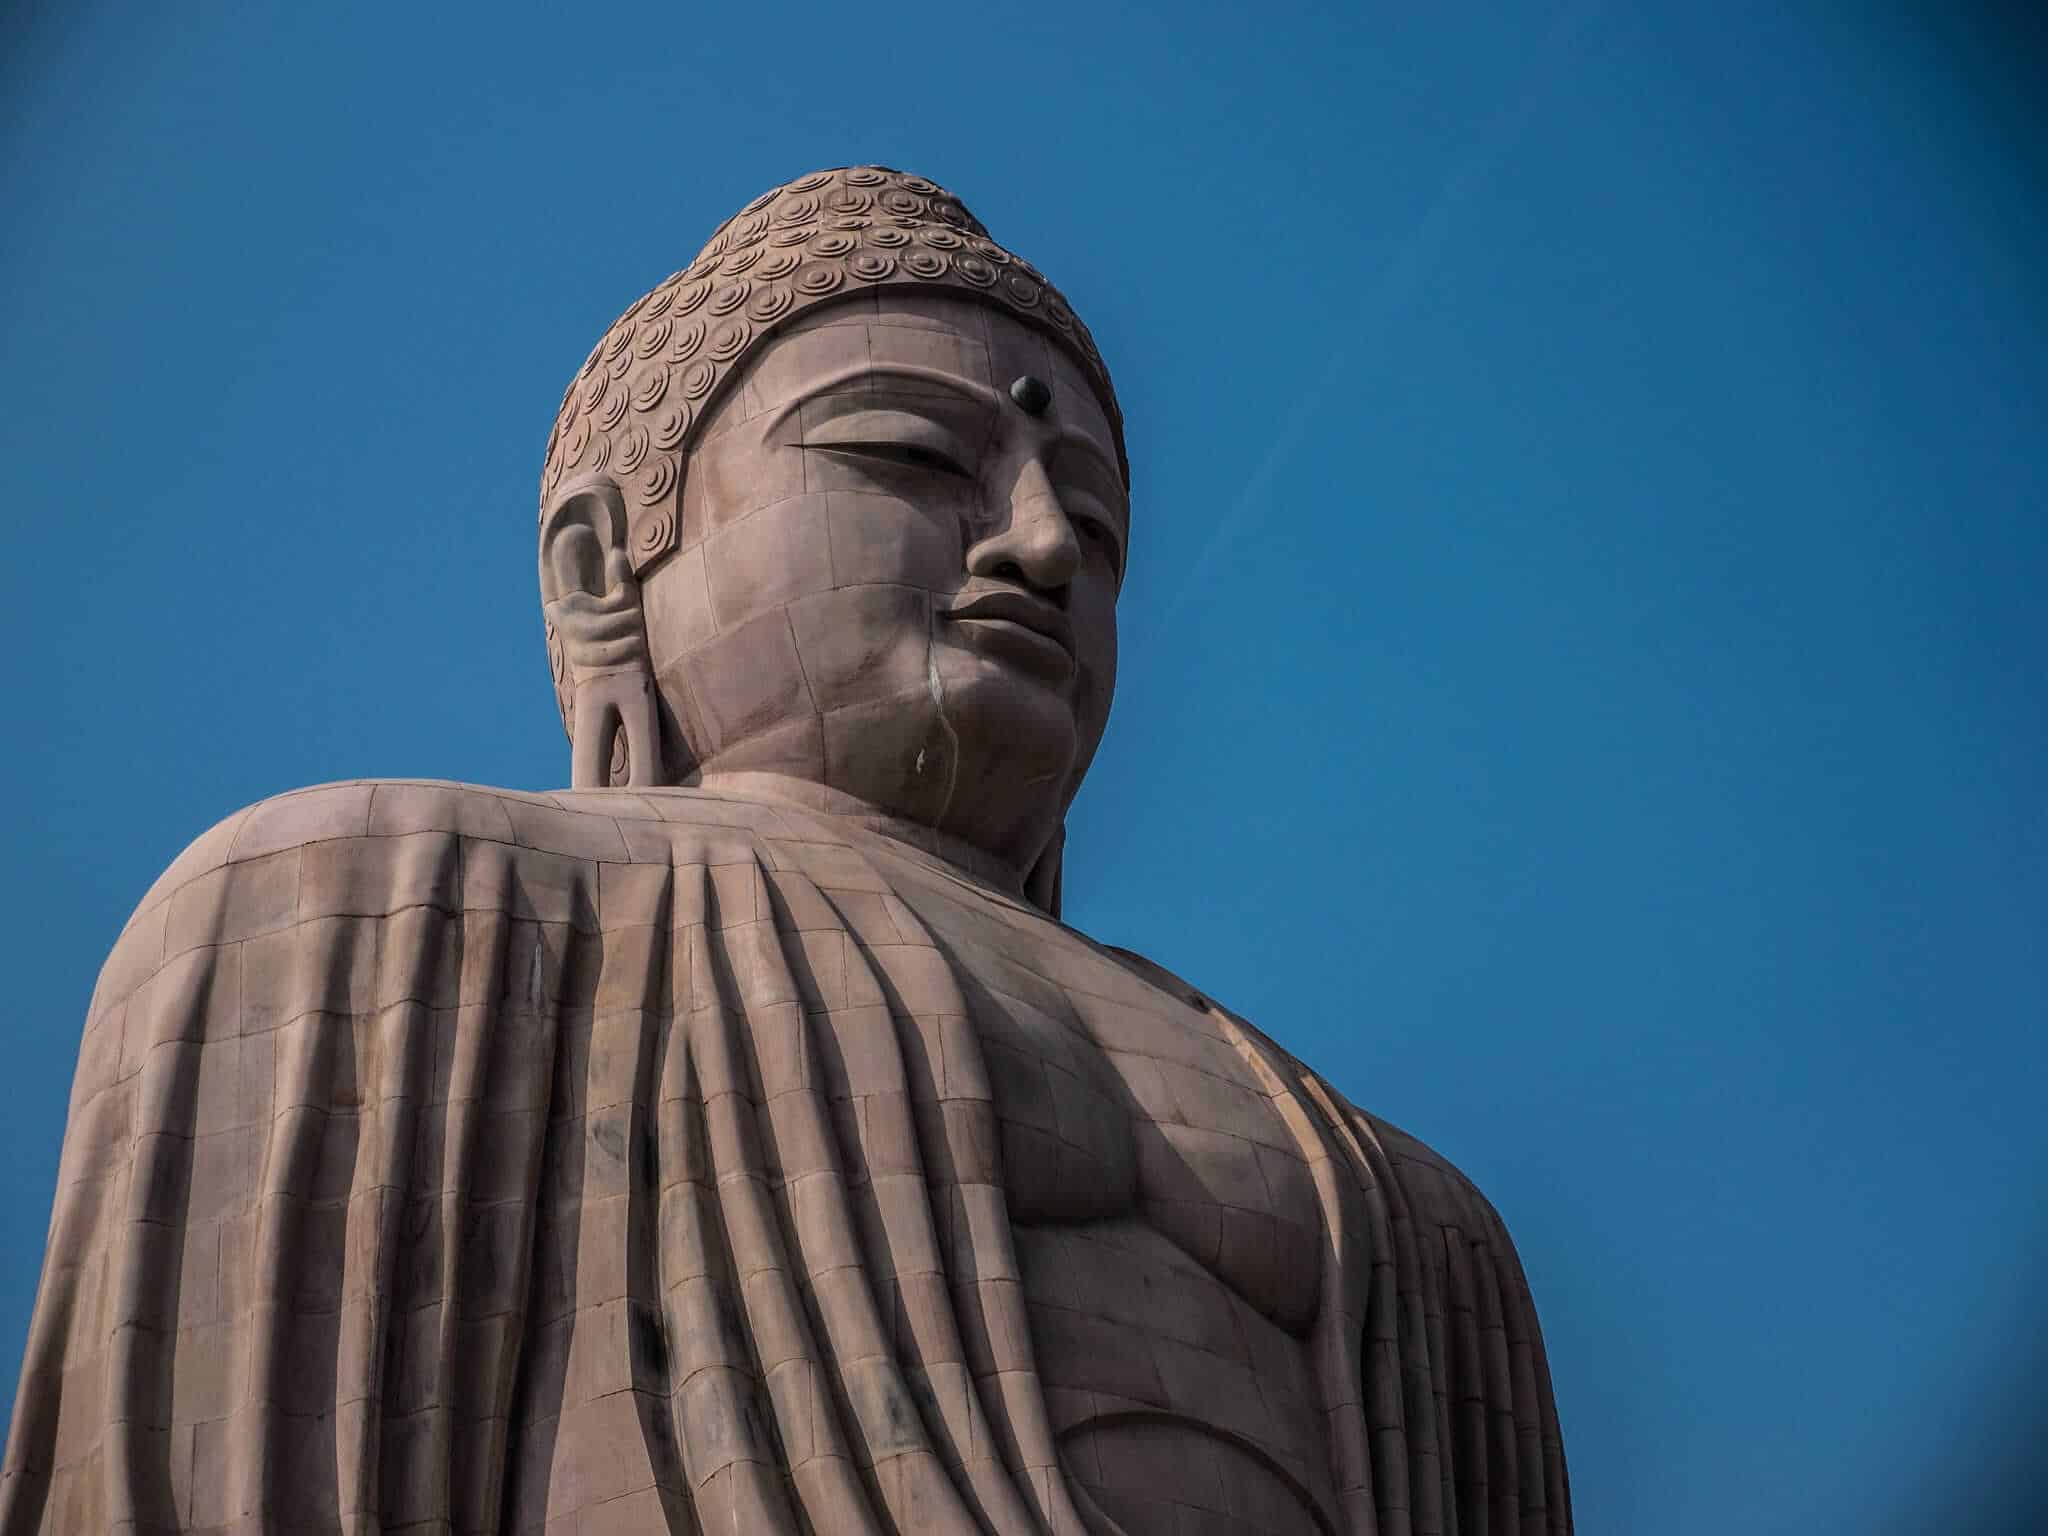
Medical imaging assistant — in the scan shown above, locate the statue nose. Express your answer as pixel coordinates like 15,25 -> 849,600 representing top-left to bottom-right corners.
966,458 -> 1081,597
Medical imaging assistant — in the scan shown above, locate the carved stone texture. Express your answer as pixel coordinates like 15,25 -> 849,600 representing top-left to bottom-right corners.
539,166 -> 1124,751
1,170 -> 1572,1535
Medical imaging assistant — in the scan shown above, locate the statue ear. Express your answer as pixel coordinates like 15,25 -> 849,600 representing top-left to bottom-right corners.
539,478 -> 664,788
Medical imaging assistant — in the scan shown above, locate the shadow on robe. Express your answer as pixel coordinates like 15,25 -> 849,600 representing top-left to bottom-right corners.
1,780 -> 1569,1534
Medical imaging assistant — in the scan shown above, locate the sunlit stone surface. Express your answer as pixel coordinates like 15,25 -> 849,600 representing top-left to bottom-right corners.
2,168 -> 1570,1534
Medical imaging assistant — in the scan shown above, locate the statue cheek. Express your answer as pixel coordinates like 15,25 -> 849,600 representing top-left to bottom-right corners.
1072,667 -> 1112,754
700,494 -> 835,633
1072,630 -> 1118,764
1072,602 -> 1119,703
822,490 -> 969,595
789,584 -> 936,715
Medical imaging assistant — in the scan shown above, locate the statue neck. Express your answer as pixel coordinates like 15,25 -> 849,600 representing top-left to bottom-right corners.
686,771 -> 1037,903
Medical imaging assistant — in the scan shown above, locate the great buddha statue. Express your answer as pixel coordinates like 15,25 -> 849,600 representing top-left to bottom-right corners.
2,168 -> 1571,1534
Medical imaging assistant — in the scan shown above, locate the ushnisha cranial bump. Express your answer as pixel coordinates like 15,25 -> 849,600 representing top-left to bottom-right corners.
538,167 -> 1126,536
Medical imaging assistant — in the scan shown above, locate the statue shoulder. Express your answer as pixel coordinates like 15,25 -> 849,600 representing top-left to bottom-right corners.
1333,1098 -> 1540,1276
88,780 -> 374,1025
126,780 -> 387,927
116,780 -> 553,946
121,780 -> 815,955
1095,944 -> 1528,1239
136,780 -> 802,889
1093,943 -> 1533,1256
1357,1109 -> 1512,1223
83,778 -> 820,1051
134,779 -> 544,903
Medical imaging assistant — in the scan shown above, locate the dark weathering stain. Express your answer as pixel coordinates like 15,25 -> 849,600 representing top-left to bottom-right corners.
632,1302 -> 670,1375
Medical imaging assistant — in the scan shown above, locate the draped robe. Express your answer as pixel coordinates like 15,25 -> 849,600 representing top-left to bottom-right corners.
1,779 -> 1570,1534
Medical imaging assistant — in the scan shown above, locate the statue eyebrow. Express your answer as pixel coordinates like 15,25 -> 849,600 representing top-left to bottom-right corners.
768,364 -> 998,432
1050,430 -> 1125,508
767,362 -> 1124,501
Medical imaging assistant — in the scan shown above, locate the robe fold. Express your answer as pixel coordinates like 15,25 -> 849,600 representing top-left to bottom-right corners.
1,779 -> 1569,1534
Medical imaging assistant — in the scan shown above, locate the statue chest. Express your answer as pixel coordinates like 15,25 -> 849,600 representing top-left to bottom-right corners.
877,868 -> 1327,1339
866,865 -> 1338,1527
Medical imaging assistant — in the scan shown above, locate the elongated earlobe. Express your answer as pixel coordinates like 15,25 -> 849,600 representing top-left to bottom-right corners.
539,479 -> 663,787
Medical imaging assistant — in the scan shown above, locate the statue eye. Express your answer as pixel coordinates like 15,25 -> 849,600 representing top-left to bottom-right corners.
1073,515 -> 1125,579
819,441 -> 972,478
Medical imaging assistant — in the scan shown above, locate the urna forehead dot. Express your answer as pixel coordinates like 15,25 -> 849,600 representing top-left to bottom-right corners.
1010,375 -> 1053,416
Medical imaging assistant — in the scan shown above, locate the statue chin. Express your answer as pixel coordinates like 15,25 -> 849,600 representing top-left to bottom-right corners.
926,643 -> 1088,853
679,650 -> 1083,886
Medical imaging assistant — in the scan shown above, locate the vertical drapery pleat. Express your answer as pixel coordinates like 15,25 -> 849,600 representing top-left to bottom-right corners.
1,784 -> 1569,1535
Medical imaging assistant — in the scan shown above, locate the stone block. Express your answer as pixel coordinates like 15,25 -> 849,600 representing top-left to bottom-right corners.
230,784 -> 375,861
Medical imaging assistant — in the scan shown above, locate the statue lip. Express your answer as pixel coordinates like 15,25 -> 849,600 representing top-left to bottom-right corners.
941,589 -> 1075,661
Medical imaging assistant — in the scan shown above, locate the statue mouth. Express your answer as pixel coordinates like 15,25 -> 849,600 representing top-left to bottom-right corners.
941,589 -> 1076,677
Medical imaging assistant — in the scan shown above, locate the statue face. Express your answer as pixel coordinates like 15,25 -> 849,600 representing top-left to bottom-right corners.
638,288 -> 1126,871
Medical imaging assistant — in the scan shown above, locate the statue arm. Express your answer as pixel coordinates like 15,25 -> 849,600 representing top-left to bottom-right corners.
3,782 -> 482,1532
2,795 -> 264,1525
1338,1099 -> 1577,1530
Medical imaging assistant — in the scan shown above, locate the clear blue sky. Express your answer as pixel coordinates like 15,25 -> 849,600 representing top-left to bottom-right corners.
4,2 -> 2043,1529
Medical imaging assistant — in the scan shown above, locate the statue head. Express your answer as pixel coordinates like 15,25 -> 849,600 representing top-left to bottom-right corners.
538,168 -> 1130,907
